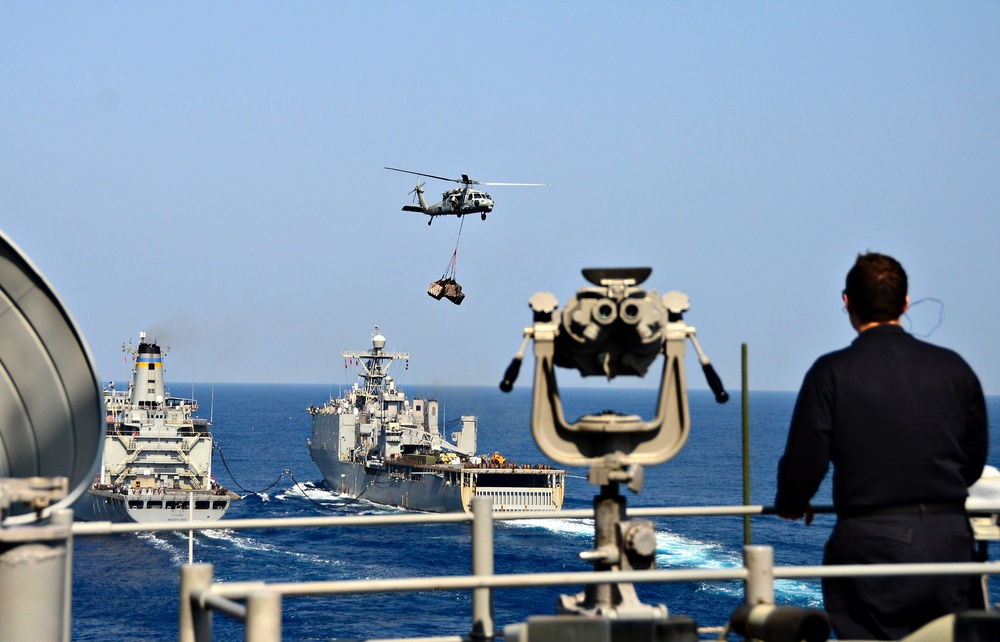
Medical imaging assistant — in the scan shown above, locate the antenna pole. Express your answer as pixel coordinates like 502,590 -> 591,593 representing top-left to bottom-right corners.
742,343 -> 751,545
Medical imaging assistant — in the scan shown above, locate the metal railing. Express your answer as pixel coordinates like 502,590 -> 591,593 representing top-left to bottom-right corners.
67,499 -> 1000,642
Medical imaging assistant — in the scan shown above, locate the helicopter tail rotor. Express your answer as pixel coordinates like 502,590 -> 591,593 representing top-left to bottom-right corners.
409,180 -> 425,202
402,178 -> 429,214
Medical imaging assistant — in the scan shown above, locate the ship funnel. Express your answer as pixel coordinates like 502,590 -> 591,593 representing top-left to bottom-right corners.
130,338 -> 166,408
0,230 -> 105,524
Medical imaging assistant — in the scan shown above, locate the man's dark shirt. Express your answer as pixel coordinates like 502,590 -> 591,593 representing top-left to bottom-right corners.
776,324 -> 987,516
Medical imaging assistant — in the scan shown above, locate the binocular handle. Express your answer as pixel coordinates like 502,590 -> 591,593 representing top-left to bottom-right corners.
702,362 -> 729,403
500,357 -> 522,392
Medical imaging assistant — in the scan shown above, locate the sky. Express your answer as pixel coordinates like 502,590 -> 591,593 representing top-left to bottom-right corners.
2,3 -> 999,395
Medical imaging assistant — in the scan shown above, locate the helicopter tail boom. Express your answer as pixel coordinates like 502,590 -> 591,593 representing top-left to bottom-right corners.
403,179 -> 429,213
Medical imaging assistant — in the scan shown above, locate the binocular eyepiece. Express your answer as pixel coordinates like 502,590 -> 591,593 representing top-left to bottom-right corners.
502,267 -> 728,405
541,268 -> 674,380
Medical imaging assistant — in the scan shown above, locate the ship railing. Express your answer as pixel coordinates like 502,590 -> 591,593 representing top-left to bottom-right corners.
471,488 -> 562,512
69,499 -> 1000,642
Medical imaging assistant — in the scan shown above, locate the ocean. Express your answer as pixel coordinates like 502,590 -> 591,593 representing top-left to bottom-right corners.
70,384 -> 1000,641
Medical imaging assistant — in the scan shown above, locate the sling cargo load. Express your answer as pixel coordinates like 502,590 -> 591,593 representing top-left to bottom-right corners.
427,278 -> 465,305
307,327 -> 564,512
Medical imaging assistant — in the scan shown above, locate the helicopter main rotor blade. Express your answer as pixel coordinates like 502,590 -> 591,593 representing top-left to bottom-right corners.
386,167 -> 547,187
385,167 -> 462,184
476,182 -> 549,186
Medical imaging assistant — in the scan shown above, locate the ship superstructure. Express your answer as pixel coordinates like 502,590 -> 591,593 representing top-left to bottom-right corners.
308,327 -> 564,513
76,332 -> 238,522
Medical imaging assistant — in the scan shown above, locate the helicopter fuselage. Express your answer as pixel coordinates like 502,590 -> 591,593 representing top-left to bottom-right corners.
402,184 -> 495,224
434,188 -> 494,216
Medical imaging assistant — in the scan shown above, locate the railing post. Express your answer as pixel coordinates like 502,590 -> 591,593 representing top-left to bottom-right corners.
471,496 -> 495,640
53,508 -> 74,642
180,563 -> 214,642
246,589 -> 282,642
743,545 -> 775,605
0,517 -> 71,642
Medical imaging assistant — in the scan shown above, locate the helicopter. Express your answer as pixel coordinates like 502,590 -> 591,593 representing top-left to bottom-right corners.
385,167 -> 546,225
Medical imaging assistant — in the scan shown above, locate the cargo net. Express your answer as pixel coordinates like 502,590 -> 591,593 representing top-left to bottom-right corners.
428,219 -> 466,305
428,251 -> 465,305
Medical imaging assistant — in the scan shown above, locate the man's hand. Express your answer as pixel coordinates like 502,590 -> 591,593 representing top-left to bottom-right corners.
777,503 -> 815,526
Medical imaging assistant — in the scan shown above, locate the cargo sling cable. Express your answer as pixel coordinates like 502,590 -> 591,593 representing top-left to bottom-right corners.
427,217 -> 466,304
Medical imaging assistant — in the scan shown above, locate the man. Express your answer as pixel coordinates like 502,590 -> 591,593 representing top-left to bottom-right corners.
775,252 -> 988,640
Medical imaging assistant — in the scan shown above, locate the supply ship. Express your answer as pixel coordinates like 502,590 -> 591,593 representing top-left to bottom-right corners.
75,332 -> 238,522
308,327 -> 565,513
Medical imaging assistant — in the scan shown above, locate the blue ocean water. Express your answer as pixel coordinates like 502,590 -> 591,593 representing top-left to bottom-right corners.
70,385 -> 1000,641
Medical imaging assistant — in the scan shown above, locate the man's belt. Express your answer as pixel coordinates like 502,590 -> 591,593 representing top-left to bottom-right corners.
839,502 -> 967,520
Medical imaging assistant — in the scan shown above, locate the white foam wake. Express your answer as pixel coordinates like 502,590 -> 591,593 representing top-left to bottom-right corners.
655,530 -> 821,604
502,518 -> 822,606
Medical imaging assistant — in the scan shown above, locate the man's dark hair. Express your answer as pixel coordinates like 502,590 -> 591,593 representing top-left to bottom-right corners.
845,253 -> 908,323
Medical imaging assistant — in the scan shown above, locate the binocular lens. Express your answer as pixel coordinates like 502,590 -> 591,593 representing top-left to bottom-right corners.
588,298 -> 617,326
620,301 -> 641,322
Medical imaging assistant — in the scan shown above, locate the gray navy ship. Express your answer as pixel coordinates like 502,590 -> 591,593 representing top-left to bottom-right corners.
75,332 -> 238,523
308,327 -> 565,513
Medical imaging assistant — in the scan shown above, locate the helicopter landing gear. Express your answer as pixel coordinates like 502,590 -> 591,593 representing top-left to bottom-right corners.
427,219 -> 432,226
481,213 -> 487,221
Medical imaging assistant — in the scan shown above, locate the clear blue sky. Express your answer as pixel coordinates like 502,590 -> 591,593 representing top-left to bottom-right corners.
3,3 -> 999,394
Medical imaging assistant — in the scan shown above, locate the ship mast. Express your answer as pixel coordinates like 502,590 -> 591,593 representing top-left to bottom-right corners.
342,327 -> 409,409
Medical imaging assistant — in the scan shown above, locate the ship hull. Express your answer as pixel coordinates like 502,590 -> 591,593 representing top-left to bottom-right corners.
310,446 -> 465,512
310,432 -> 564,514
74,488 -> 234,523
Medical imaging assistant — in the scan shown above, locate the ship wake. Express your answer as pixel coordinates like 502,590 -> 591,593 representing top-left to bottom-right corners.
503,518 -> 822,606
